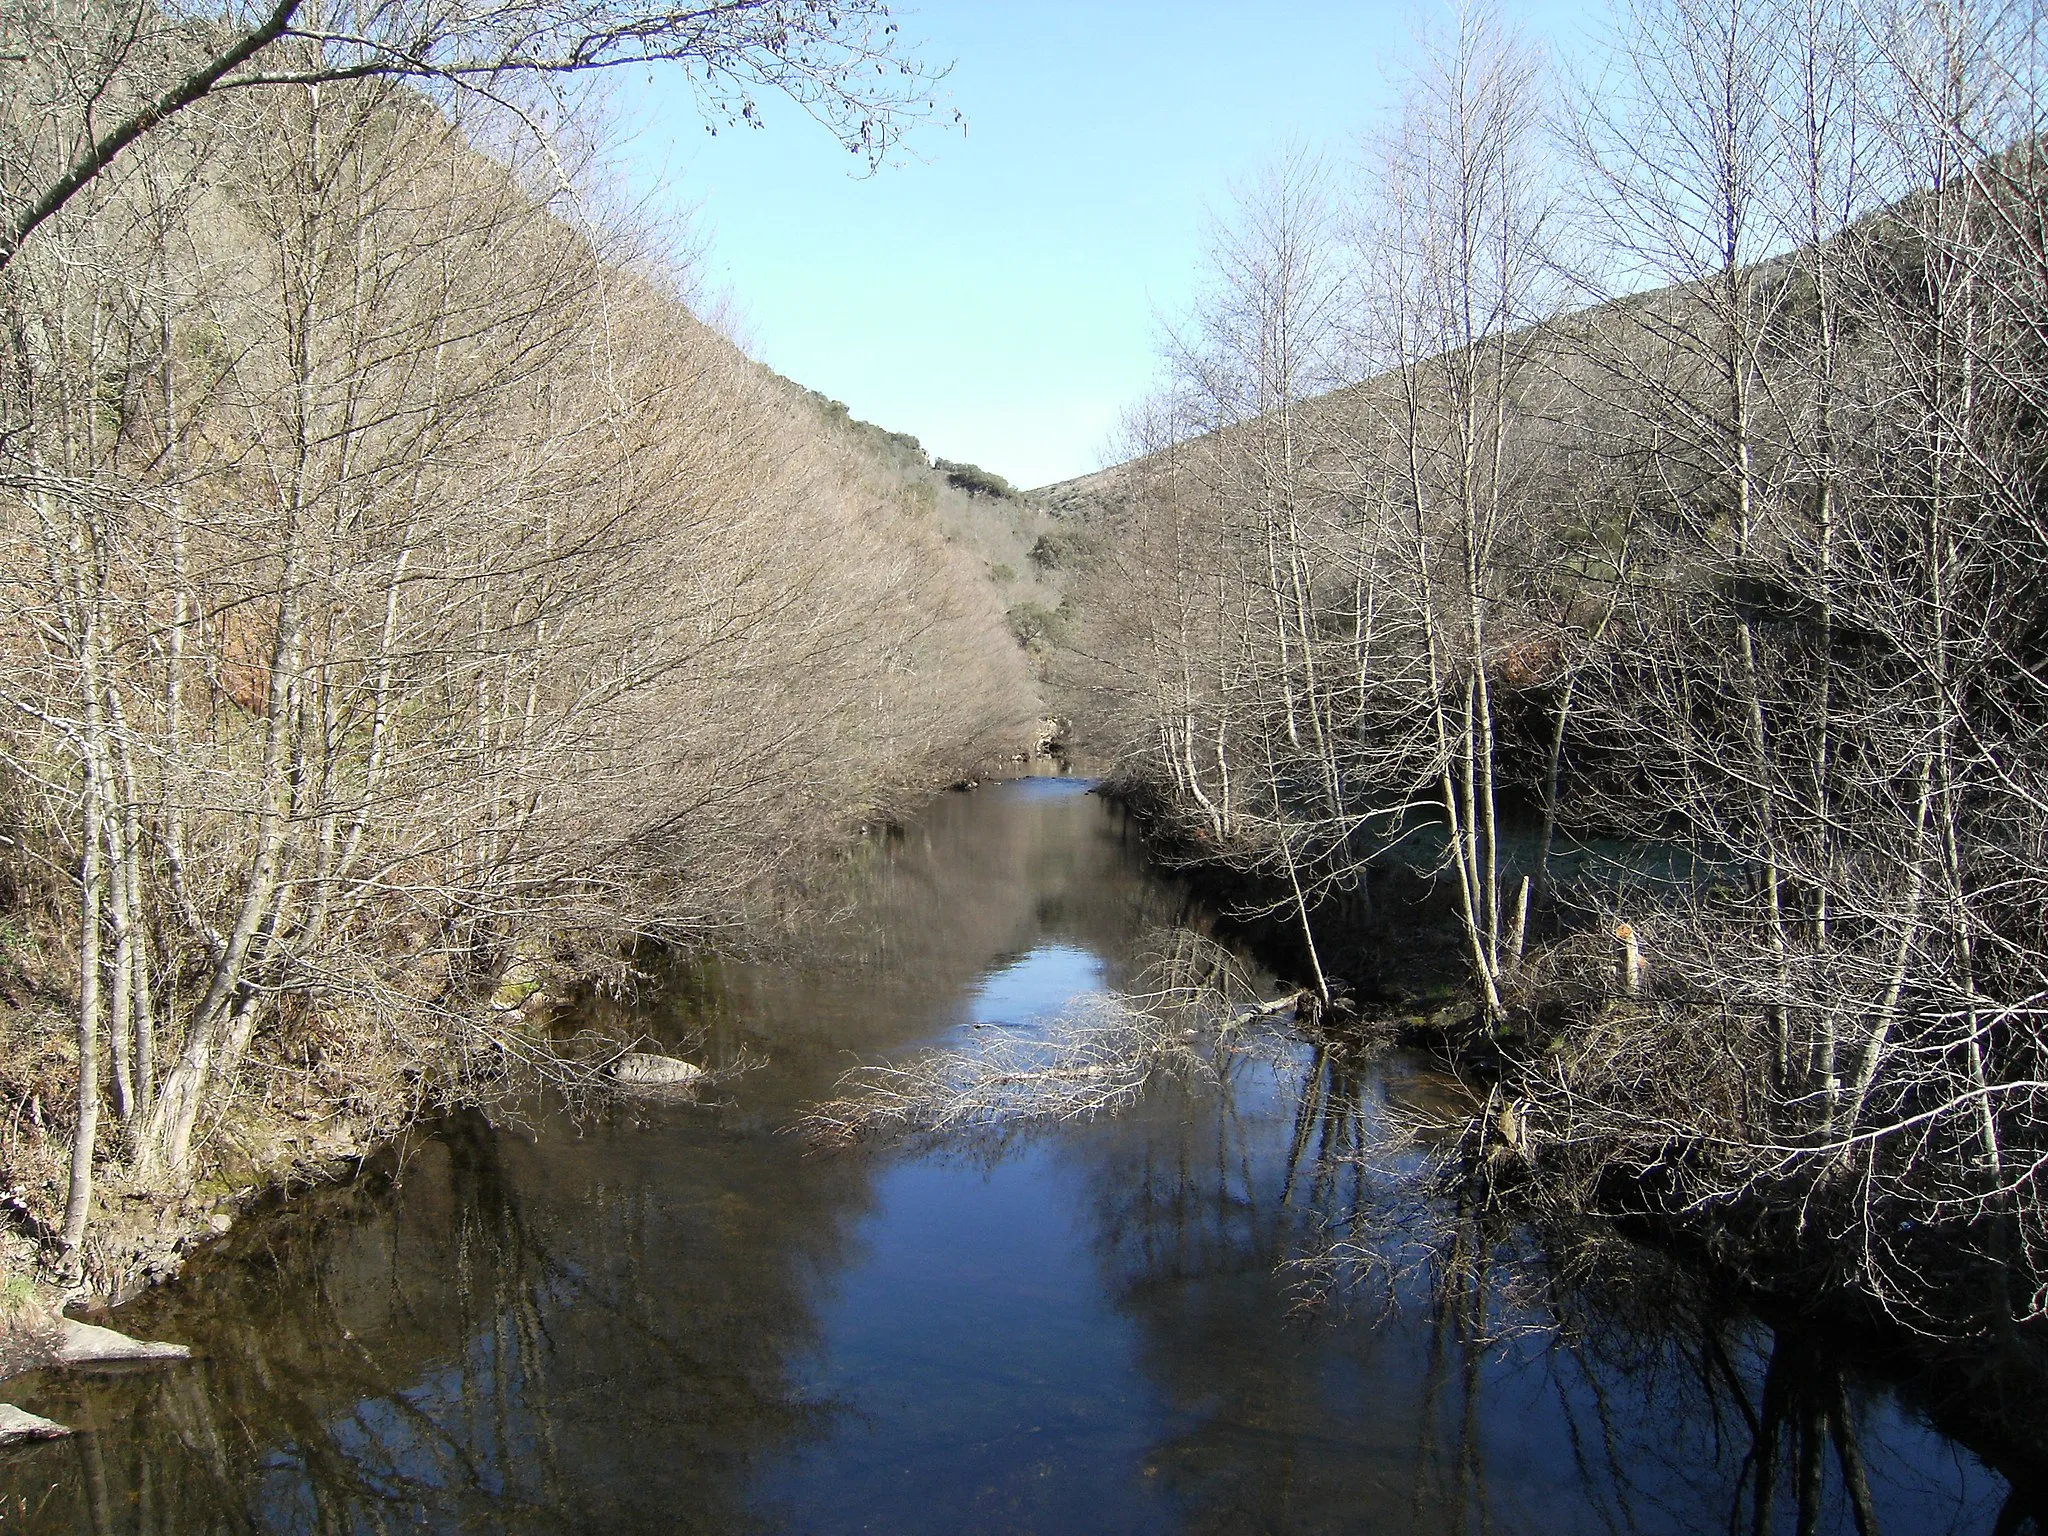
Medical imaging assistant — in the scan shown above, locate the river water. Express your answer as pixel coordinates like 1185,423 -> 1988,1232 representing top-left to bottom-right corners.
0,780 -> 2030,1533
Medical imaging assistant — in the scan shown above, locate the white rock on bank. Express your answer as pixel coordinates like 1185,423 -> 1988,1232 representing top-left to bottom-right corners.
51,1319 -> 190,1366
610,1052 -> 706,1089
0,1403 -> 71,1444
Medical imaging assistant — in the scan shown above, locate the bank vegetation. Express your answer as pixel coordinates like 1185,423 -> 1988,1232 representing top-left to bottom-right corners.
1064,0 -> 2048,1330
0,4 -> 1036,1290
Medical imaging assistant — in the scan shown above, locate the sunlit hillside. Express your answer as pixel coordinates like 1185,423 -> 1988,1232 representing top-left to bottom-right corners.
0,71 -> 1038,1257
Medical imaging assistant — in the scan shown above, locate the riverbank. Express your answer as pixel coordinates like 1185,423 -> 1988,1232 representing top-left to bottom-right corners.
0,778 -> 2019,1533
1095,775 -> 2048,1516
0,745 -> 1074,1316
0,963 -> 529,1310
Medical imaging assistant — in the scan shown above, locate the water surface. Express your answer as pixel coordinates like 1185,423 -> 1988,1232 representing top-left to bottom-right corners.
0,780 -> 2029,1533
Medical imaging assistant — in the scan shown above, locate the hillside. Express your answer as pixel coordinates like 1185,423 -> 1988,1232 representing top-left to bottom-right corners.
782,387 -> 1105,667
0,71 -> 1039,1291
1033,92 -> 2048,1338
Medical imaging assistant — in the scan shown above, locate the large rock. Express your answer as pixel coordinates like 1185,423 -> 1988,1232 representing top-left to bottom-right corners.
51,1318 -> 190,1366
610,1052 -> 706,1090
0,1403 -> 69,1444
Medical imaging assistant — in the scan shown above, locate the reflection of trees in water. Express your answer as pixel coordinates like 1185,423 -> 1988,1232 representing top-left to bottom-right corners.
1734,1331 -> 1879,1536
636,786 -> 1208,1116
773,786 -> 1190,998
4,783 -> 1197,1534
6,790 -> 2032,1534
1541,1239 -> 2045,1536
1059,985 -> 2027,1536
1057,1041 -> 1419,1532
7,1112 -> 879,1533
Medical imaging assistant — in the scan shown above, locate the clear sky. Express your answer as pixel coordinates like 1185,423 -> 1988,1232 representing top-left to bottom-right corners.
615,2 -> 1586,491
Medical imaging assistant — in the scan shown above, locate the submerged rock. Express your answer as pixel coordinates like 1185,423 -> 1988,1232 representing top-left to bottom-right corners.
0,1403 -> 69,1444
611,1052 -> 706,1090
51,1318 -> 190,1366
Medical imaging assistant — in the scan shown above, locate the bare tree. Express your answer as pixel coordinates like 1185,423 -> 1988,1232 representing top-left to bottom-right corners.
1342,0 -> 1561,1012
0,57 -> 1033,1277
0,0 -> 937,273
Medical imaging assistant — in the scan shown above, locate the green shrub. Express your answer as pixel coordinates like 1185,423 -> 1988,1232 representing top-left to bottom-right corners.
935,458 -> 1015,499
1027,528 -> 1100,572
1007,601 -> 1063,649
805,389 -> 852,424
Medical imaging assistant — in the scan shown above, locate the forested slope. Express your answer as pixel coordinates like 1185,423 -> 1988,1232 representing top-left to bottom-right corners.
1051,0 -> 2048,1330
795,390 -> 1097,672
0,71 -> 1036,1286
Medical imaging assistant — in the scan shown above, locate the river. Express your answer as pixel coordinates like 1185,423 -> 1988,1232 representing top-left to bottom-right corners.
0,779 -> 2027,1533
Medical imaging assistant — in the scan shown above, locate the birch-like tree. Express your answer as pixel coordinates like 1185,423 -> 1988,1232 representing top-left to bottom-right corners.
0,67 -> 1032,1277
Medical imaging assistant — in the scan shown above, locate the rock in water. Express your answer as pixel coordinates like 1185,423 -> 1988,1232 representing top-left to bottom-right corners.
0,1403 -> 70,1444
611,1052 -> 707,1089
51,1319 -> 191,1365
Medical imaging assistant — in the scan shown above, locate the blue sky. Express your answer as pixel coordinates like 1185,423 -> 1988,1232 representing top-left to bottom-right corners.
615,2 -> 1586,490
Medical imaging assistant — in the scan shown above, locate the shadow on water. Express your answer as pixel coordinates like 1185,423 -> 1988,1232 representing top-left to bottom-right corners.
0,781 -> 2035,1533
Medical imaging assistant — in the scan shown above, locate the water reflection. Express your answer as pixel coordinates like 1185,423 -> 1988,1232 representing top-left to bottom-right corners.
1061,1037 -> 2026,1535
0,781 -> 2031,1533
12,1109 -> 873,1533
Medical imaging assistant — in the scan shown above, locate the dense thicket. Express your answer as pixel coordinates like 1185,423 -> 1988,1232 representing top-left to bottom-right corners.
0,71 -> 1035,1275
1067,0 -> 2048,1325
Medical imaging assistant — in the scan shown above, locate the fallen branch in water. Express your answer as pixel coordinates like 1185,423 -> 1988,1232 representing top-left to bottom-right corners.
1233,990 -> 1307,1027
801,993 -> 1221,1147
799,928 -> 1303,1149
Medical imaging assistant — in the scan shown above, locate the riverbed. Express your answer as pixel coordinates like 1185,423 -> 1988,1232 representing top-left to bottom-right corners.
0,780 -> 2024,1532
